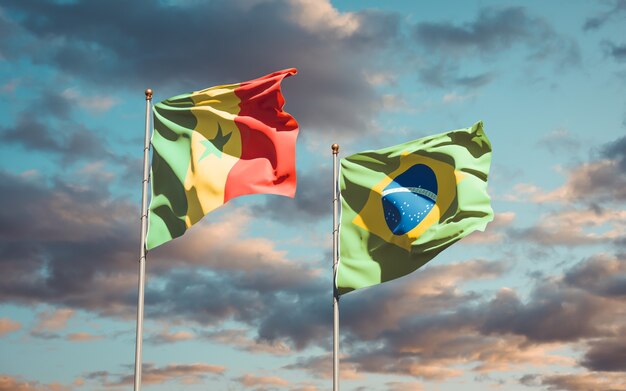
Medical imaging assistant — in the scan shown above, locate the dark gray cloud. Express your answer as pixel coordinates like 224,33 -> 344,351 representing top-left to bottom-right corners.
480,284 -> 604,342
255,288 -> 330,350
454,72 -> 495,88
0,113 -> 113,164
583,0 -> 626,31
414,7 -> 540,54
564,254 -> 626,298
602,134 -> 626,170
411,7 -> 580,88
0,170 -> 140,314
321,256 -> 626,381
2,170 -> 625,381
0,169 -> 332,350
602,41 -> 626,62
254,166 -> 331,222
340,260 -> 505,340
2,0 -> 401,135
582,338 -> 626,371
416,6 -> 579,62
33,89 -> 74,120
143,269 -> 326,338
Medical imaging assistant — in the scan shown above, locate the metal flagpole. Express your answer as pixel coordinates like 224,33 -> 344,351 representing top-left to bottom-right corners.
134,88 -> 153,391
332,143 -> 340,391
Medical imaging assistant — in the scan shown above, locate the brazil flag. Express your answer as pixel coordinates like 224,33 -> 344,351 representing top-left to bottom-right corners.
337,121 -> 493,294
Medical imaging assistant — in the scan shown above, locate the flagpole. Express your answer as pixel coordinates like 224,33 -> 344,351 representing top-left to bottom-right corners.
332,143 -> 340,391
134,88 -> 152,391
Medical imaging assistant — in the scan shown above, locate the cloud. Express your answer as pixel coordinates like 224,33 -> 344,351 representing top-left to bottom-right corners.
2,0 -> 401,136
147,329 -> 195,345
317,255 -> 626,382
513,207 -> 626,246
66,332 -> 103,342
602,41 -> 626,62
531,134 -> 626,203
60,88 -> 117,113
87,363 -> 225,387
479,286 -> 605,343
463,212 -> 515,244
581,338 -> 626,371
280,262 -> 541,382
3,165 -> 625,385
0,79 -> 19,94
382,93 -> 410,111
414,7 -> 539,54
534,372 -> 626,391
411,7 -> 579,87
288,384 -> 320,391
538,129 -> 581,155
0,8 -> 22,61
349,314 -> 572,380
364,71 -> 397,86
284,354 -> 363,380
385,381 -> 424,391
32,308 -> 74,333
254,167 -> 331,222
0,375 -> 71,391
1,158 -> 624,387
441,91 -> 475,104
284,0 -> 358,37
454,72 -> 494,88
236,373 -> 289,388
512,163 -> 626,205
602,134 -> 626,170
564,254 -> 626,298
256,261 -> 502,354
583,0 -> 626,31
0,169 -> 335,352
0,318 -> 21,336
138,363 -> 226,385
200,329 -> 291,355
340,260 -> 506,338
0,170 -> 143,315
0,169 -> 326,346
149,208 -> 323,292
0,113 -> 114,164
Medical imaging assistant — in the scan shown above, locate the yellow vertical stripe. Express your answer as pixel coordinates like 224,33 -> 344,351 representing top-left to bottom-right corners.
184,84 -> 243,227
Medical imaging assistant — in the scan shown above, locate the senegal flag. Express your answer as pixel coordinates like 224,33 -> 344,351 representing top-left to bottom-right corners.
337,121 -> 493,294
146,69 -> 299,250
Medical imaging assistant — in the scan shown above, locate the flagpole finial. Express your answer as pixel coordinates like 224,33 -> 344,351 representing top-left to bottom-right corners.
332,144 -> 339,154
145,88 -> 153,100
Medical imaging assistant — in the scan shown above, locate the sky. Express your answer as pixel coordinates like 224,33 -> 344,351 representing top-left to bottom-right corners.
0,0 -> 625,390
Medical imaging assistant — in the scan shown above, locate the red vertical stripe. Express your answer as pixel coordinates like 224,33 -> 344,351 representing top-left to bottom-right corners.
225,68 -> 299,202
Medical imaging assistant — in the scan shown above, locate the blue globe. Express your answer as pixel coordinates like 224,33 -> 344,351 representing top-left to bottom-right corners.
381,164 -> 438,235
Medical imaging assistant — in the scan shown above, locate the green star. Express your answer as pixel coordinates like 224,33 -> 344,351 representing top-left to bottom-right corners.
199,123 -> 232,160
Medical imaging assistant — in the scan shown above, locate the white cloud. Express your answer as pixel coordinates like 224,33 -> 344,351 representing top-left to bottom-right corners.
61,87 -> 117,113
287,0 -> 359,37
442,91 -> 475,103
32,308 -> 74,333
0,318 -> 21,336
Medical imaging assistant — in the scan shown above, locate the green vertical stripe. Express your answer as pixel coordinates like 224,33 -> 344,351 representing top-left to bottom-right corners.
146,94 -> 197,250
